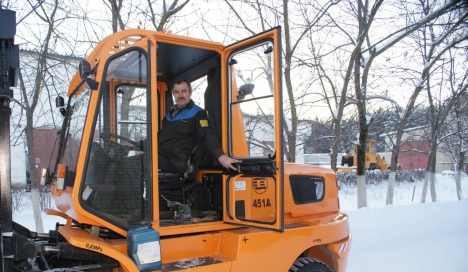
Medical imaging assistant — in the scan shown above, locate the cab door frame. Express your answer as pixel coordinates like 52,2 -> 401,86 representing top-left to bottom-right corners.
221,27 -> 284,231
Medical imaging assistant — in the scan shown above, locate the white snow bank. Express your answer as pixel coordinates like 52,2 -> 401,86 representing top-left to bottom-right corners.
346,200 -> 468,272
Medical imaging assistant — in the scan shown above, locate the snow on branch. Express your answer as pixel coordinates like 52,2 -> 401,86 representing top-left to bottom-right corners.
416,78 -> 425,88
283,114 -> 292,133
362,0 -> 461,56
366,115 -> 373,125
331,108 -> 338,120
438,132 -> 456,143
367,94 -> 401,109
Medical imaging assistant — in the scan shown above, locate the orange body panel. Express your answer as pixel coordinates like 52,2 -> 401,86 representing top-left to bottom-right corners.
58,226 -> 138,272
62,220 -> 350,272
155,210 -> 349,271
283,163 -> 340,217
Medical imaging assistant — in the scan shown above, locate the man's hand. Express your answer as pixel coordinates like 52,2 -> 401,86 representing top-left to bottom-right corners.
218,155 -> 242,171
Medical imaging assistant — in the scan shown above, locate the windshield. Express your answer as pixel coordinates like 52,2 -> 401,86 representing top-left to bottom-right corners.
54,82 -> 91,181
79,49 -> 150,230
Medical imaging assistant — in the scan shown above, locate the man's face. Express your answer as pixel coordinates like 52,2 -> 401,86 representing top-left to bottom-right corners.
172,82 -> 192,108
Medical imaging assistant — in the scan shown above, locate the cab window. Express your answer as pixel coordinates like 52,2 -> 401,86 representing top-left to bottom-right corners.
228,41 -> 276,159
80,49 -> 150,229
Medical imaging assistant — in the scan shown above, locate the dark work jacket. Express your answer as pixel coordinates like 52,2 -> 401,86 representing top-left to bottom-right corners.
158,99 -> 224,173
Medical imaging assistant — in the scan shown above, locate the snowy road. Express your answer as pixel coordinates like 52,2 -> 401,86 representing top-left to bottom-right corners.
344,200 -> 468,272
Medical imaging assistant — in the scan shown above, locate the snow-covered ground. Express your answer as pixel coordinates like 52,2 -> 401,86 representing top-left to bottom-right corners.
341,174 -> 468,271
13,173 -> 468,271
346,200 -> 468,272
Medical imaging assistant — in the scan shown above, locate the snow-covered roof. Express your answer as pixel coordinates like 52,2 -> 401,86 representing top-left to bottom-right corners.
379,125 -> 430,137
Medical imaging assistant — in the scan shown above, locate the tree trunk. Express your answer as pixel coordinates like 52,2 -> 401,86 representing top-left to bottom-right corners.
357,175 -> 367,208
456,155 -> 465,201
421,171 -> 430,203
354,12 -> 368,208
430,170 -> 437,202
330,119 -> 341,171
356,113 -> 369,209
386,170 -> 396,205
386,139 -> 401,205
25,114 -> 44,233
330,145 -> 338,171
421,147 -> 436,203
282,5 -> 297,162
356,142 -> 368,208
429,145 -> 437,202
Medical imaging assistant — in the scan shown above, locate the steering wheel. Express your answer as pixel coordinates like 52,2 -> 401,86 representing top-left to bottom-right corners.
100,131 -> 137,146
99,132 -> 138,160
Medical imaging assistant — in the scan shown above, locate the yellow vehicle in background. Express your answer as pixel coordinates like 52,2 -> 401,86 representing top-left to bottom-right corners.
4,27 -> 351,271
337,139 -> 389,172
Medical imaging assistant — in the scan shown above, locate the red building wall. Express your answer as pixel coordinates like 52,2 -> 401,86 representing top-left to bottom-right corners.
398,140 -> 430,170
30,128 -> 61,187
33,129 -> 60,171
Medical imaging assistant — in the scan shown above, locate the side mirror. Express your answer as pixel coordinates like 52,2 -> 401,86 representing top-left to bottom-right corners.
55,96 -> 64,108
56,96 -> 67,117
79,59 -> 93,79
79,59 -> 99,90
237,84 -> 255,101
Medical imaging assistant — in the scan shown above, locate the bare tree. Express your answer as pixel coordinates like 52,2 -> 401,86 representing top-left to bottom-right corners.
332,0 -> 464,208
383,0 -> 468,205
419,54 -> 467,203
307,32 -> 354,171
107,0 -> 125,32
452,92 -> 468,200
440,86 -> 468,201
131,0 -> 191,31
447,54 -> 468,200
12,0 -> 61,232
414,4 -> 468,203
12,0 -> 81,232
420,87 -> 455,202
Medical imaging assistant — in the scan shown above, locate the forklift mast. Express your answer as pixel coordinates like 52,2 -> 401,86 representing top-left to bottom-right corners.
0,7 -> 20,272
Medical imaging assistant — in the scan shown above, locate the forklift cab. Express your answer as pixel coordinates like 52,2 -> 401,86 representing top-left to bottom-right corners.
51,28 -> 283,237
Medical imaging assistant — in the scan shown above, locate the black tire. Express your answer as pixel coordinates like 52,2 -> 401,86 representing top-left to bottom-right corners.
289,257 -> 332,272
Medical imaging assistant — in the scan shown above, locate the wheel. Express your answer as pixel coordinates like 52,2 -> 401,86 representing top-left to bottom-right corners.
289,257 -> 332,272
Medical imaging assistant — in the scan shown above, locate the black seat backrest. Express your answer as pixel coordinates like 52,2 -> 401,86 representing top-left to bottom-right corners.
193,66 -> 222,168
83,142 -> 115,213
204,65 -> 222,143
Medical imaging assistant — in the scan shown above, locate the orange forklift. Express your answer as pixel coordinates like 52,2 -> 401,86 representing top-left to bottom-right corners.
1,25 -> 351,272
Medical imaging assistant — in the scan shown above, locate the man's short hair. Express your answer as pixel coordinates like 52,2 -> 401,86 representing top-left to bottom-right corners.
171,79 -> 192,93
